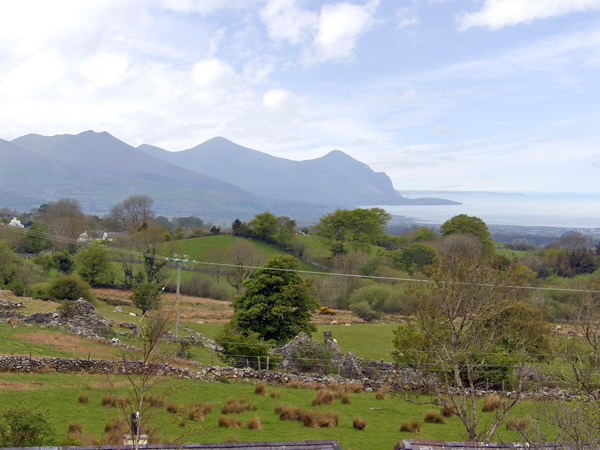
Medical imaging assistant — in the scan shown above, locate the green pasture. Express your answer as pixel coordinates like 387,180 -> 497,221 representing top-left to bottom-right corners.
155,235 -> 324,273
0,372 -> 535,449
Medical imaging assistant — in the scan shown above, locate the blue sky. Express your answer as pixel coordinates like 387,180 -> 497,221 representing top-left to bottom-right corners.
1,0 -> 599,191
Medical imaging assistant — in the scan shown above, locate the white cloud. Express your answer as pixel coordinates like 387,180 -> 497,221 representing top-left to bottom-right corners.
77,53 -> 130,87
260,0 -> 317,44
263,88 -> 294,109
457,0 -> 600,31
192,58 -> 236,88
310,1 -> 379,63
161,0 -> 256,14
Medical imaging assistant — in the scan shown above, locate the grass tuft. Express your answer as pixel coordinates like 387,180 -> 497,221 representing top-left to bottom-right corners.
482,394 -> 507,412
400,420 -> 421,433
424,410 -> 446,424
353,416 -> 367,430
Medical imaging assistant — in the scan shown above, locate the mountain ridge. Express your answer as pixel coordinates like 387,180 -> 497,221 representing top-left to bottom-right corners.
1,131 -> 458,220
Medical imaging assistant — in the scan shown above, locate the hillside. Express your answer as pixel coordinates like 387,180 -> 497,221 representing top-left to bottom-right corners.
139,137 -> 457,207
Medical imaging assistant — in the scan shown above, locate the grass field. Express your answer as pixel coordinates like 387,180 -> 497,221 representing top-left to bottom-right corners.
0,372 -> 531,449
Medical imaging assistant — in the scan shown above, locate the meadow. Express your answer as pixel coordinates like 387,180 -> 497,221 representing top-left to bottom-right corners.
0,371 -> 531,449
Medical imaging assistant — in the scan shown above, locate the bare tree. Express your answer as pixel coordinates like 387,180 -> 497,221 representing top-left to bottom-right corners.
106,310 -> 174,449
40,198 -> 85,249
393,253 -> 546,442
109,195 -> 155,231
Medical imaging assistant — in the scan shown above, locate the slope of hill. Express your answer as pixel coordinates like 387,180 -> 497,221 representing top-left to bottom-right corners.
139,137 -> 455,206
5,131 -> 326,219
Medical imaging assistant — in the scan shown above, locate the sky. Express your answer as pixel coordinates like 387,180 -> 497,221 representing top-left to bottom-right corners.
1,0 -> 599,192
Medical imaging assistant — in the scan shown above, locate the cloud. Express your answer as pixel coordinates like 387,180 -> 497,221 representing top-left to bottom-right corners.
263,88 -> 294,109
161,0 -> 256,14
433,125 -> 453,135
310,1 -> 379,63
396,6 -> 419,29
457,0 -> 600,30
260,0 -> 317,44
192,58 -> 236,88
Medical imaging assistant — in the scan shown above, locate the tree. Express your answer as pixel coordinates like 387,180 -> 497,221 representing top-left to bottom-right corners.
106,311 -> 174,449
131,283 -> 162,314
0,241 -> 18,287
21,223 -> 50,253
392,253 -> 543,442
557,230 -> 594,252
109,195 -> 155,231
76,243 -> 114,286
250,211 -> 279,242
40,198 -> 85,250
230,254 -> 319,344
52,250 -> 75,274
314,208 -> 391,256
522,282 -> 600,447
394,242 -> 438,275
131,251 -> 167,313
439,214 -> 493,255
0,402 -> 55,447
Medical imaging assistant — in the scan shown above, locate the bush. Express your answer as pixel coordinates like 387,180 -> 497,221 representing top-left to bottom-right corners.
215,324 -> 276,369
505,416 -> 529,432
312,389 -> 335,406
400,419 -> 421,433
0,402 -> 56,447
353,416 -> 367,430
247,416 -> 261,430
254,382 -> 266,396
424,410 -> 446,424
177,276 -> 233,301
482,393 -> 506,412
351,301 -> 380,322
47,274 -> 97,302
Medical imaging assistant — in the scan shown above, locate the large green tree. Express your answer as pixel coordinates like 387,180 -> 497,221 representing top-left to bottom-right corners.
230,254 -> 319,344
439,214 -> 493,255
314,208 -> 391,256
0,241 -> 18,287
75,243 -> 113,286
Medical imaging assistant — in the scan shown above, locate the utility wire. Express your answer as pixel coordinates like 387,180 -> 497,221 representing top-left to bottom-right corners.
2,222 -> 600,294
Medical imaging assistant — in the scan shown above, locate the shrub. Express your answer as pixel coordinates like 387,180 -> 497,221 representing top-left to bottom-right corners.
312,389 -> 335,406
0,402 -> 56,447
147,394 -> 165,407
275,404 -> 302,421
344,383 -> 363,394
221,396 -> 256,414
78,394 -> 89,404
47,274 -> 97,302
505,417 -> 529,432
441,403 -> 455,417
166,403 -> 181,414
218,416 -> 242,429
424,410 -> 446,424
353,416 -> 367,430
482,394 -> 506,412
351,301 -> 380,322
400,420 -> 421,433
254,382 -> 266,396
247,416 -> 261,430
68,422 -> 82,434
104,418 -> 128,433
287,379 -> 301,389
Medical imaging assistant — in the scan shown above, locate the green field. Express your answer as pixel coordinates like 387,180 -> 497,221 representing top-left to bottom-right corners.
0,372 -> 531,449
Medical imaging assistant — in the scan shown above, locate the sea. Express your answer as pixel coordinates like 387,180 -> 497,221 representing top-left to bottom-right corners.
377,191 -> 600,229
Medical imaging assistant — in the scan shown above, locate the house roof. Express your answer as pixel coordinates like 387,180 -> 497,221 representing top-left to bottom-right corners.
3,440 -> 342,450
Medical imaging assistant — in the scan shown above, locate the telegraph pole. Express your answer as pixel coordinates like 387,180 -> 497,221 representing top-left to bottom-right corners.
166,254 -> 189,339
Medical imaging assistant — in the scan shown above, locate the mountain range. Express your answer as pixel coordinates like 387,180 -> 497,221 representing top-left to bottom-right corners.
0,131 -> 457,221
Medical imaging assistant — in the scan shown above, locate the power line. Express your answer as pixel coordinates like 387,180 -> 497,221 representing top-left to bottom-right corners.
2,222 -> 600,294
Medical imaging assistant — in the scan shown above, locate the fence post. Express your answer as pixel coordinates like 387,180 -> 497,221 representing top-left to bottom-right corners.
258,357 -> 261,380
267,357 -> 270,372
